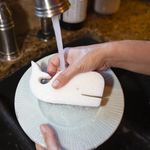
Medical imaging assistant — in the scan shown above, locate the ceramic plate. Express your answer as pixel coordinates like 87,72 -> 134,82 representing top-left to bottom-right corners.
15,55 -> 124,150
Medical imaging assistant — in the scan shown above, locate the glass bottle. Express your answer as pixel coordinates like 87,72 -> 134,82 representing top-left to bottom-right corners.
60,0 -> 88,30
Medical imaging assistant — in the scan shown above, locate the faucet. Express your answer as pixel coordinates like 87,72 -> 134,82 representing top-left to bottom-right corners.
34,0 -> 70,42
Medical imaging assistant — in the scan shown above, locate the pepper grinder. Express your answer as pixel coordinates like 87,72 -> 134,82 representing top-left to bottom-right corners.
0,2 -> 20,61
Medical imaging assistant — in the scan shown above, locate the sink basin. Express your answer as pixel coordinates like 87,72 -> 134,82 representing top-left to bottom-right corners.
0,37 -> 150,150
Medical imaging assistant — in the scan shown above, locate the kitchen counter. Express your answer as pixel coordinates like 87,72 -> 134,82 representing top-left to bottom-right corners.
0,0 -> 150,80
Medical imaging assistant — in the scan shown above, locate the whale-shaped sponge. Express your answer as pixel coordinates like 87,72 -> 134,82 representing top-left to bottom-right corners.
29,61 -> 105,107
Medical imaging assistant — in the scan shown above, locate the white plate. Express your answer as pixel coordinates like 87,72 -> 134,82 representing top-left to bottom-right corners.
15,55 -> 124,150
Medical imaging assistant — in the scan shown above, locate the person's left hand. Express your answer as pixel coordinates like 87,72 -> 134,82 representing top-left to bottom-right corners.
35,124 -> 62,150
47,44 -> 110,89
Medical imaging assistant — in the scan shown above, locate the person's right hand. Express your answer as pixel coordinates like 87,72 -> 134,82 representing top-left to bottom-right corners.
47,43 -> 111,89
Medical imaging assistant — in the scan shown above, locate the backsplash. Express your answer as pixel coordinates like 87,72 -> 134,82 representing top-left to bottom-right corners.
2,0 -> 40,35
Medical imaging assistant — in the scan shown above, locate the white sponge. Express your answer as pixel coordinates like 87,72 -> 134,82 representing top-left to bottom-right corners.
29,61 -> 105,107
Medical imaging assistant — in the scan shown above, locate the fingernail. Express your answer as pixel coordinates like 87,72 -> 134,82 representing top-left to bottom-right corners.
52,80 -> 60,88
40,124 -> 47,134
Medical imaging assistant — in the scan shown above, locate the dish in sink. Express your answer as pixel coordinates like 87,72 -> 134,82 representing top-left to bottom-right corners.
15,54 -> 124,150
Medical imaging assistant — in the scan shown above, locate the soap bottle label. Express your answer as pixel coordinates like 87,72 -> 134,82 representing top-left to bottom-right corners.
62,0 -> 88,23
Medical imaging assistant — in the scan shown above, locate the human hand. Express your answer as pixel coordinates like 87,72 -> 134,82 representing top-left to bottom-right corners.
35,124 -> 62,150
47,43 -> 111,89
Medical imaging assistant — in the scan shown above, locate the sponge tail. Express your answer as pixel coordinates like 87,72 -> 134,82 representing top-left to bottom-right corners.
31,61 -> 42,71
31,61 -> 51,80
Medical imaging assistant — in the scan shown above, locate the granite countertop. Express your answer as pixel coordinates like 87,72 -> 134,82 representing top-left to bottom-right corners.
0,0 -> 150,81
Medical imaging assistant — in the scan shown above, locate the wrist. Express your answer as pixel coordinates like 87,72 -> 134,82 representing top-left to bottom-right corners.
104,41 -> 119,69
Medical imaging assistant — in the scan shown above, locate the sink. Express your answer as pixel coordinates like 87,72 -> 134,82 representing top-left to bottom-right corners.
0,37 -> 150,150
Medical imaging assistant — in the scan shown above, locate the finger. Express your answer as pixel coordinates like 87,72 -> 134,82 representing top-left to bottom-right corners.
47,54 -> 60,76
49,47 -> 86,88
52,61 -> 82,89
35,144 -> 46,150
47,47 -> 79,77
40,124 -> 61,150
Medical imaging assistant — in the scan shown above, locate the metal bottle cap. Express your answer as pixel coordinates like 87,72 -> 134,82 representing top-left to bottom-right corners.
0,2 -> 14,30
0,2 -> 20,61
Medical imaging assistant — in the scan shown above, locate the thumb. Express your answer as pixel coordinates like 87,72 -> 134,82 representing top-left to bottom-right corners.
40,124 -> 61,150
52,63 -> 81,89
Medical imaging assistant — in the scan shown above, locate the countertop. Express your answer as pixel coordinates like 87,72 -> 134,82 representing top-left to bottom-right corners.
0,0 -> 150,81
